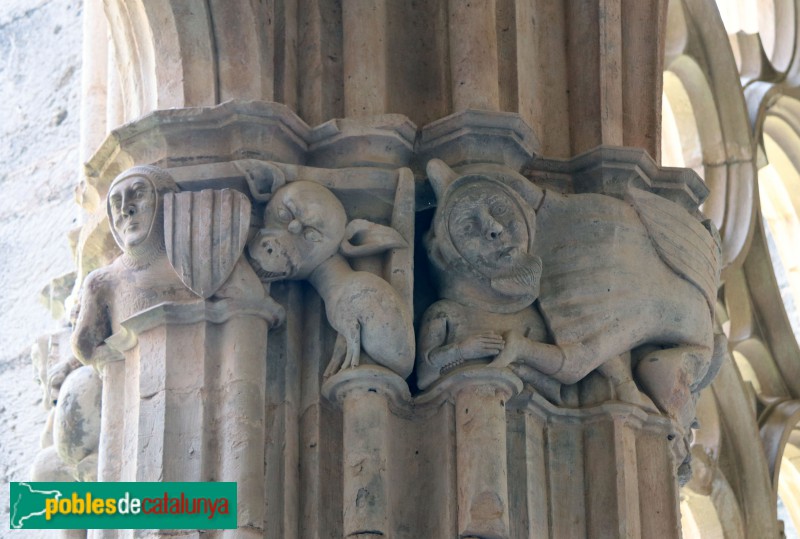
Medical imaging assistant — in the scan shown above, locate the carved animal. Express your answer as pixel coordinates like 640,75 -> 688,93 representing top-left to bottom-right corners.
247,180 -> 415,378
425,160 -> 723,459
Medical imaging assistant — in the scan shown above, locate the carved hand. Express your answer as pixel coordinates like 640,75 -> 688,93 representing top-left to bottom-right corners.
489,330 -> 565,377
457,332 -> 505,360
488,330 -> 524,369
46,360 -> 72,393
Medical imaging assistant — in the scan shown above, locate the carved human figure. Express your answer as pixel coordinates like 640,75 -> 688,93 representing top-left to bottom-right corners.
30,332 -> 101,483
417,160 -> 646,408
418,159 -> 724,475
247,180 -> 415,378
72,165 -> 275,365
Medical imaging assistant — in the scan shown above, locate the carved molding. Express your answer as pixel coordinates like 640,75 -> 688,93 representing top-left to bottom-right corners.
105,298 -> 285,353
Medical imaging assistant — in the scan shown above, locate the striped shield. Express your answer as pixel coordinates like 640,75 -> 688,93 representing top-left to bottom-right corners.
164,189 -> 251,299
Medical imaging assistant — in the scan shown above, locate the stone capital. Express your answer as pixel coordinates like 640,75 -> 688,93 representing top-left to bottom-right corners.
105,299 -> 284,354
321,365 -> 412,412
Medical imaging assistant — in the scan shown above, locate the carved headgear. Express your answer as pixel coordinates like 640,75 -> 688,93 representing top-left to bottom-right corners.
106,165 -> 179,256
425,159 -> 545,313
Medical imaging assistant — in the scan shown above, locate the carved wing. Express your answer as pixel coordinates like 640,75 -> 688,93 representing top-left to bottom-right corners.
164,189 -> 251,299
626,187 -> 720,313
535,190 -> 716,364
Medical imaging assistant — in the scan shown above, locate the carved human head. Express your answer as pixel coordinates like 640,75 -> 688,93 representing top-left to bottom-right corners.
446,180 -> 531,277
425,160 -> 544,311
107,166 -> 179,256
249,181 -> 347,281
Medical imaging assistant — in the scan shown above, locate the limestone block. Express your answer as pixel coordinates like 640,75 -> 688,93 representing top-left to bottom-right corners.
322,366 -> 411,538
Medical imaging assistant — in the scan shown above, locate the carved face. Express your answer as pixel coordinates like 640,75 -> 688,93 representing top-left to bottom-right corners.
248,181 -> 346,281
108,175 -> 156,250
447,183 -> 530,278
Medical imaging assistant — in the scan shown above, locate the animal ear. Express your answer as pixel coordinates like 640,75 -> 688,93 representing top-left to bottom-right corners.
339,219 -> 407,258
233,159 -> 286,202
426,159 -> 458,202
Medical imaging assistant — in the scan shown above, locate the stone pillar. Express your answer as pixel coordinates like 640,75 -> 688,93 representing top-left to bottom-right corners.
414,367 -> 523,539
93,347 -> 124,485
342,0 -> 389,116
453,370 -> 520,539
50,0 -> 730,536
511,394 -> 681,539
448,0 -> 500,111
323,366 -> 412,539
96,299 -> 279,539
83,347 -> 123,539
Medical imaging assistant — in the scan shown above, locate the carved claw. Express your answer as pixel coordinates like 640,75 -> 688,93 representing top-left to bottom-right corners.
323,334 -> 347,379
340,325 -> 362,370
323,326 -> 362,378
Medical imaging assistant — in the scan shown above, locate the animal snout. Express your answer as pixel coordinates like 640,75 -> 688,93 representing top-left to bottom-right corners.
259,237 -> 275,255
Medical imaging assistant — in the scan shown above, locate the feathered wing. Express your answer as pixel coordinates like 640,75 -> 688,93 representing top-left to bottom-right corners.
626,187 -> 721,315
534,192 -> 652,349
534,190 -> 717,363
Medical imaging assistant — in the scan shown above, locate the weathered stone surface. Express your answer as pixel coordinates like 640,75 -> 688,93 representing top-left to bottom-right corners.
18,0 -> 793,537
247,179 -> 415,379
418,154 -> 722,485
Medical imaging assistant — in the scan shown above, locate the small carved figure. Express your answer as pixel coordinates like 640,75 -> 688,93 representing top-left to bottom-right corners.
72,165 -> 279,365
30,332 -> 101,483
418,159 -> 724,465
247,180 -> 415,378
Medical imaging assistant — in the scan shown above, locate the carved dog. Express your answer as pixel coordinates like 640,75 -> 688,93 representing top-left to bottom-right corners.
247,180 -> 415,378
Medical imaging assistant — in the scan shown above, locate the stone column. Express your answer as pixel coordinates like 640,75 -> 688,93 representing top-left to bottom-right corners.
453,370 -> 521,539
414,367 -> 523,539
323,366 -> 412,538
513,394 -> 681,539
448,0 -> 500,111
99,299 -> 279,539
92,346 -> 124,485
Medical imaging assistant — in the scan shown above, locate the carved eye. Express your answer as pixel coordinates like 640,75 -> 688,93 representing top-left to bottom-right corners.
492,204 -> 509,217
303,228 -> 322,242
277,207 -> 292,222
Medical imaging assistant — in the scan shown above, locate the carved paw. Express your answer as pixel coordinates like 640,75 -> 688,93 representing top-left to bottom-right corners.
323,334 -> 347,379
340,327 -> 362,370
264,295 -> 286,327
323,329 -> 362,378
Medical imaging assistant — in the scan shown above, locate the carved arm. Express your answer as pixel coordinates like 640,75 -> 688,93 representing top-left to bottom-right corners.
71,271 -> 112,365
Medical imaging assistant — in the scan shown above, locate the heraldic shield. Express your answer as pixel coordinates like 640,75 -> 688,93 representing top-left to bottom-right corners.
164,189 -> 251,299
